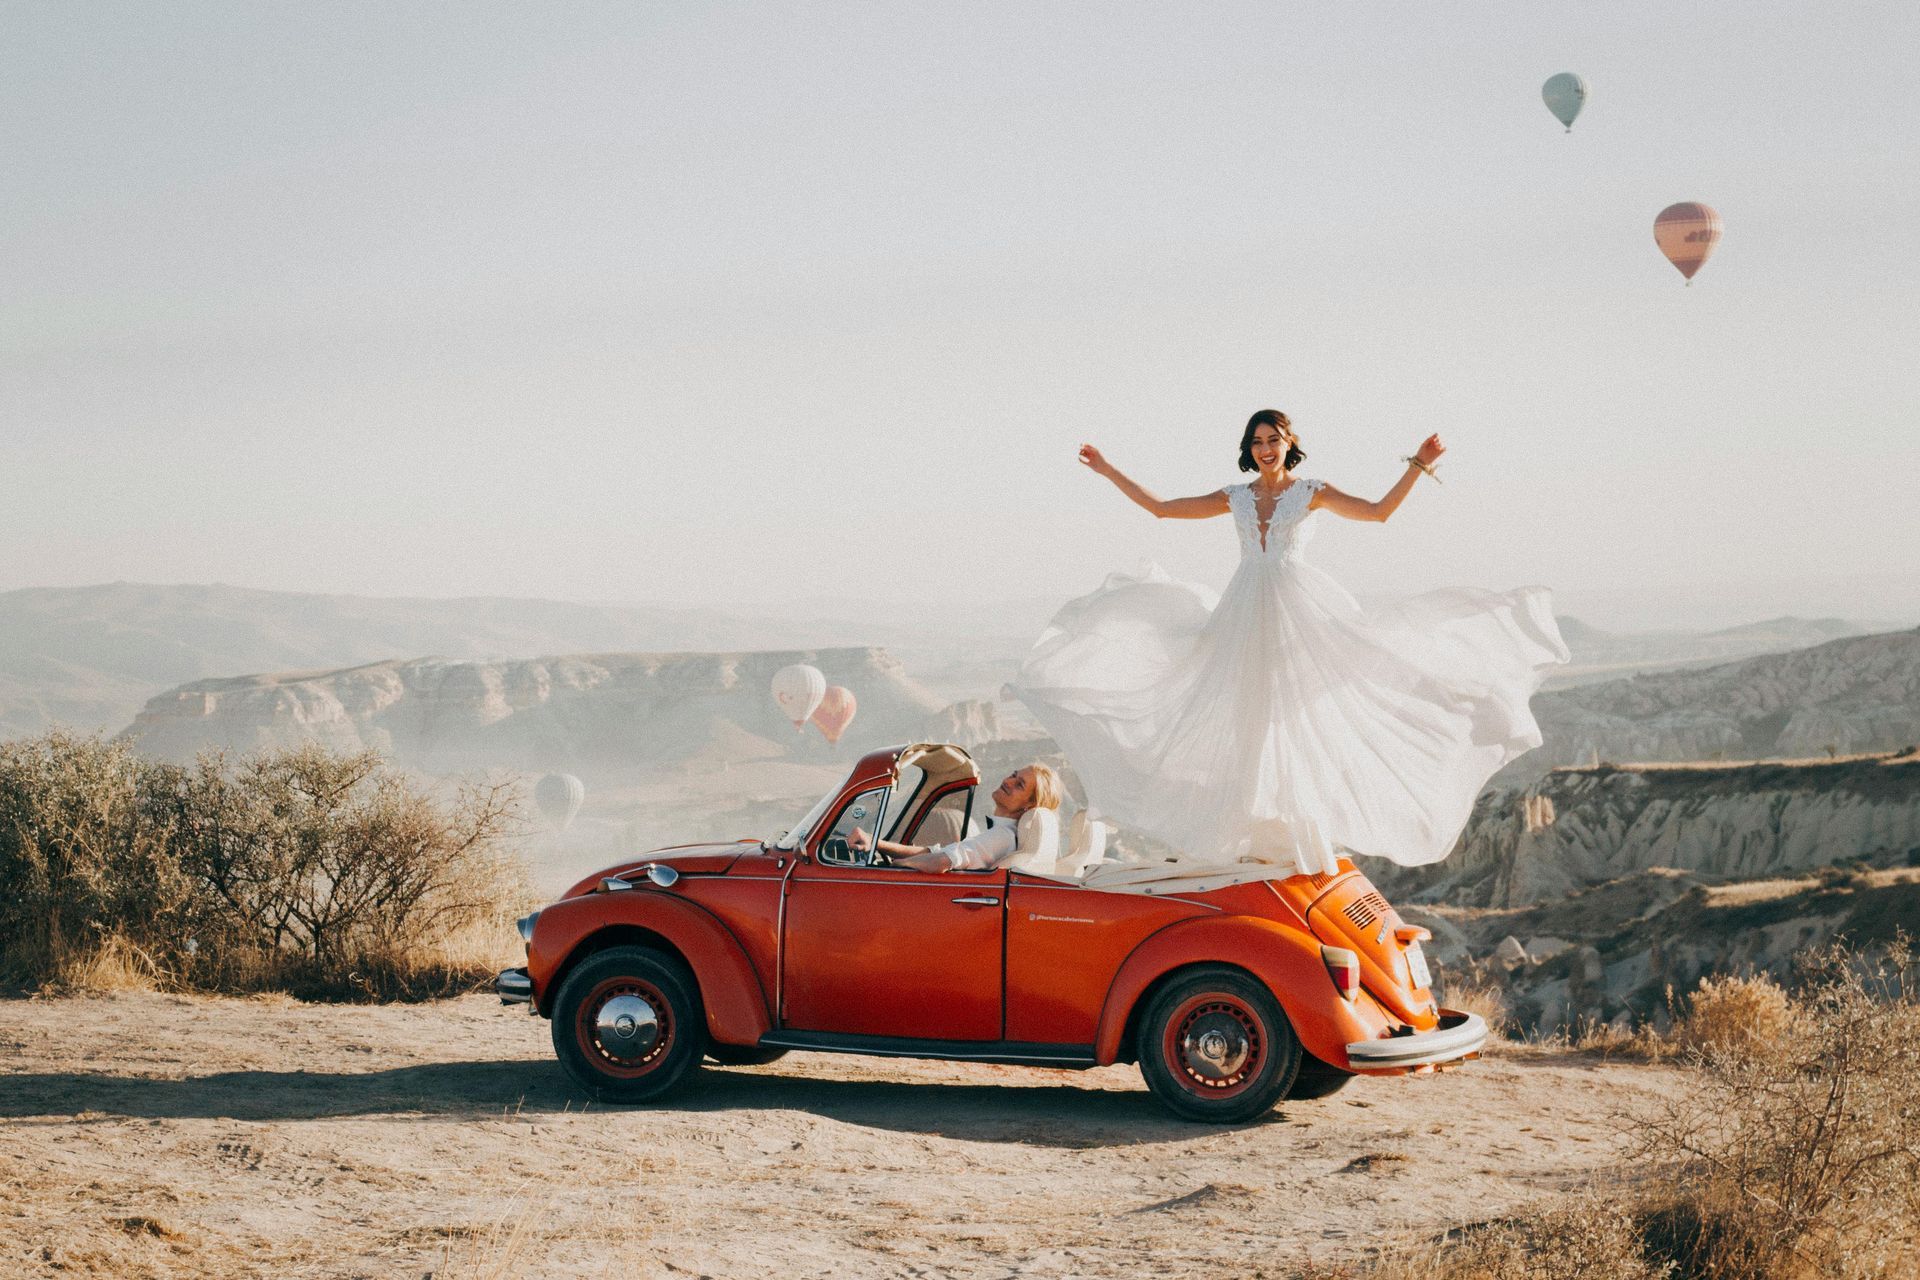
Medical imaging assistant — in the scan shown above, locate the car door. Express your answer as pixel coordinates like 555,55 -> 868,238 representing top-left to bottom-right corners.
781,785 -> 1005,1040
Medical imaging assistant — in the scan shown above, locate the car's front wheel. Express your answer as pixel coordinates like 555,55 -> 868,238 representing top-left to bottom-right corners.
1136,965 -> 1301,1123
551,946 -> 707,1104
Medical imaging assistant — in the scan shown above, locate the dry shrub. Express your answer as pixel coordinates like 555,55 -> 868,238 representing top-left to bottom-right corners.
1316,938 -> 1919,1280
0,732 -> 198,987
1632,937 -> 1920,1279
1676,972 -> 1797,1058
0,731 -> 533,1001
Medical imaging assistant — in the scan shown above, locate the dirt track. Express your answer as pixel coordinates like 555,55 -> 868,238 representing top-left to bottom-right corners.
1,992 -> 1680,1278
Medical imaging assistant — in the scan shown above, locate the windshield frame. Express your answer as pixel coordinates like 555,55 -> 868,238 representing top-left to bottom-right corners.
773,783 -> 842,852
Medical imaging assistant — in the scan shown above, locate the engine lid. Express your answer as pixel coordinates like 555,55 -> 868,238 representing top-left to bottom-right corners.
1305,873 -> 1438,1029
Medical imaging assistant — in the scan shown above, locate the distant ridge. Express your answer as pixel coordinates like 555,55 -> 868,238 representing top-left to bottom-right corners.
1,582 -> 1884,741
120,647 -> 947,779
0,582 -> 924,739
1544,613 -> 1863,688
1513,625 -> 1920,779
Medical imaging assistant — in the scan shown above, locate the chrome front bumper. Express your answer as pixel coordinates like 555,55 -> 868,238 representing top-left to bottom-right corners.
496,967 -> 532,1005
1345,1010 -> 1488,1069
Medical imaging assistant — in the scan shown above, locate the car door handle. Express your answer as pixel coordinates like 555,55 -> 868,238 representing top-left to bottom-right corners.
950,895 -> 1000,906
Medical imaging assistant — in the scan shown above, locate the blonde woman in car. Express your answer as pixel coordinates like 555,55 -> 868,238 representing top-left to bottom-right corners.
848,763 -> 1062,873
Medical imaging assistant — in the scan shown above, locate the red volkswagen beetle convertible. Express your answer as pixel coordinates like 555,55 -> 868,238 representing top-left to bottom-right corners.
497,743 -> 1485,1122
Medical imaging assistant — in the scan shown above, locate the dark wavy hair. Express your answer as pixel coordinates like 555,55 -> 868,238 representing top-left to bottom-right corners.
1239,409 -> 1305,473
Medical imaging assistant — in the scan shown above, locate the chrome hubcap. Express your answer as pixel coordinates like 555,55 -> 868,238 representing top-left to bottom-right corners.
1182,1013 -> 1252,1080
594,993 -> 661,1060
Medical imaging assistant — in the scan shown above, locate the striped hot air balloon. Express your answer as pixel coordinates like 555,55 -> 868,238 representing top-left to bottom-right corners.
810,685 -> 857,744
1654,203 -> 1723,284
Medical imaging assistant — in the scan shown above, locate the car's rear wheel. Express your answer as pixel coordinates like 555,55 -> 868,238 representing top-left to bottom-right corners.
1286,1053 -> 1356,1099
551,946 -> 707,1104
1136,965 -> 1301,1124
706,1044 -> 789,1067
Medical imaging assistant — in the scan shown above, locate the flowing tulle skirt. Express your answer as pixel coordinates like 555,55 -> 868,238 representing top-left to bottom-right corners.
1009,557 -> 1569,877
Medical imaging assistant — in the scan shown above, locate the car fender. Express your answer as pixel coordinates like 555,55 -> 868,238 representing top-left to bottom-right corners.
529,890 -> 772,1047
1093,915 -> 1394,1069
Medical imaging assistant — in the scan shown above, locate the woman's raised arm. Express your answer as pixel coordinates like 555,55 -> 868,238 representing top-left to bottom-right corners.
1310,434 -> 1445,524
1078,444 -> 1230,520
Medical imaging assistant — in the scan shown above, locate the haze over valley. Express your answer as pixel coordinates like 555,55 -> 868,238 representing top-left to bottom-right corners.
6,581 -> 1917,930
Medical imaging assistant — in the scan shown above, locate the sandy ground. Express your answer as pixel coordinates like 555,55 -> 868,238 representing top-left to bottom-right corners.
1,992 -> 1683,1279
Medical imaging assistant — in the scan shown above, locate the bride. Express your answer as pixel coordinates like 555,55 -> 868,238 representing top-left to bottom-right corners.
1009,409 -> 1569,879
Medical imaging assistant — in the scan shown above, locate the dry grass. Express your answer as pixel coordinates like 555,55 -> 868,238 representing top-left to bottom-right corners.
432,1193 -> 552,1280
44,932 -> 166,995
1299,1197 -> 1670,1280
1317,937 -> 1920,1280
1441,979 -> 1509,1041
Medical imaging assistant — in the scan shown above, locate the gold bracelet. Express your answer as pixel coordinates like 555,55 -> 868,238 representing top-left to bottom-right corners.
1402,455 -> 1440,483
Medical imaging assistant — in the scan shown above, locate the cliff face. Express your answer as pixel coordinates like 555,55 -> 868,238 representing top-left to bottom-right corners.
1415,864 -> 1920,1035
122,648 -> 947,774
1509,627 -> 1920,781
1377,751 -> 1920,909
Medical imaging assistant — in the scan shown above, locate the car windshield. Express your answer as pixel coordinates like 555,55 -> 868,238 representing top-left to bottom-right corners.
772,783 -> 842,851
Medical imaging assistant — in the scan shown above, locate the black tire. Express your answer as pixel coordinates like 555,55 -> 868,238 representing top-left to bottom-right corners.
1135,964 -> 1301,1124
550,946 -> 708,1104
706,1044 -> 789,1067
1286,1053 -> 1356,1100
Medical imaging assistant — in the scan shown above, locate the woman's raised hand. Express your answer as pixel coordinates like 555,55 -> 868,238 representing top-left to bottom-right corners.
1415,433 -> 1446,467
1078,443 -> 1112,475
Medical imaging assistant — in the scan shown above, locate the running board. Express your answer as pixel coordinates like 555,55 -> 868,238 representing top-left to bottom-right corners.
758,1030 -> 1097,1068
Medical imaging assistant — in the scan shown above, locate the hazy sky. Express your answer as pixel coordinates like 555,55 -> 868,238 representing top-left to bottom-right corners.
5,2 -> 1917,632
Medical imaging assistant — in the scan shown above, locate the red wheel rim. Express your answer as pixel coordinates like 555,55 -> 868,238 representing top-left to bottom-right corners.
1162,992 -> 1266,1100
575,976 -> 676,1079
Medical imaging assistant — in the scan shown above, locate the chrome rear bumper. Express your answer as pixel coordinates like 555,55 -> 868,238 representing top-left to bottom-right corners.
496,967 -> 532,1005
1345,1010 -> 1487,1069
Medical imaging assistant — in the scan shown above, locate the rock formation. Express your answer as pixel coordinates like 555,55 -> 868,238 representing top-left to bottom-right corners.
1378,750 -> 1920,908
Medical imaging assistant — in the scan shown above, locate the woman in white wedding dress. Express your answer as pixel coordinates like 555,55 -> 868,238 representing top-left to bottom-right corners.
1009,409 -> 1569,879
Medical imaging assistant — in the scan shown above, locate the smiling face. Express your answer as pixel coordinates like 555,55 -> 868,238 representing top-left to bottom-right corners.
992,767 -> 1038,814
1249,424 -> 1293,475
1239,410 -> 1301,476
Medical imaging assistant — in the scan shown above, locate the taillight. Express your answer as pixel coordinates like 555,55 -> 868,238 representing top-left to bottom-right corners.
1321,945 -> 1360,1002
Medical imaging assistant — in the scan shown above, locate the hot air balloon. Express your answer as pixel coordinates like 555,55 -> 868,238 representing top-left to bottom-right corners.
1541,73 -> 1587,132
770,663 -> 825,730
1654,202 -> 1723,284
535,773 -> 585,832
810,685 -> 857,744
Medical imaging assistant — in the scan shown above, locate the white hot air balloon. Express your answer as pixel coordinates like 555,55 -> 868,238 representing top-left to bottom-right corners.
770,663 -> 826,731
535,773 -> 585,832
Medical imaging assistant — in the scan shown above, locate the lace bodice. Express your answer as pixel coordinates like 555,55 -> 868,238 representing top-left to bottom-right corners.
1226,479 -> 1323,561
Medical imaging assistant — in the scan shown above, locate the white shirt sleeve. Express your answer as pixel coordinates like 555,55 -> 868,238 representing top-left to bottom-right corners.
932,818 -> 1018,871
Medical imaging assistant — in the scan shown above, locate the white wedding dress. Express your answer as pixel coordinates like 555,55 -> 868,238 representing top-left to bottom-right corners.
1010,478 -> 1569,878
